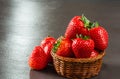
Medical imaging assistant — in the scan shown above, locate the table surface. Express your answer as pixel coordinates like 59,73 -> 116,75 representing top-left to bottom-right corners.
0,0 -> 120,79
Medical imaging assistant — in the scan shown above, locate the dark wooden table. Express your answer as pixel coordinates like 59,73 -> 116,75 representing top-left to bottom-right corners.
0,0 -> 120,79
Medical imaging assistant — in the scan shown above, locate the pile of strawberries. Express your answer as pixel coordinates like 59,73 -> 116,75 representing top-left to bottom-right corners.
28,15 -> 108,70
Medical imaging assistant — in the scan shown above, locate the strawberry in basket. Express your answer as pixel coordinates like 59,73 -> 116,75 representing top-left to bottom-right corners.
52,36 -> 74,57
72,35 -> 94,58
65,15 -> 89,39
89,25 -> 108,51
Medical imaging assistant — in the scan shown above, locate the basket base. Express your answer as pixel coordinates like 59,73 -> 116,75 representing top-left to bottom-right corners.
58,72 -> 99,79
53,59 -> 103,79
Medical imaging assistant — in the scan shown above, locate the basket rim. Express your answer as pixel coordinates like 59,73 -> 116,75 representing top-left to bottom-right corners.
51,51 -> 105,63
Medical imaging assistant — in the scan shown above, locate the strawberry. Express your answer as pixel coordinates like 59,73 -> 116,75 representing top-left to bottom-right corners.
41,36 -> 56,49
89,26 -> 108,51
72,36 -> 94,58
90,50 -> 99,58
65,16 -> 89,39
52,37 -> 74,57
40,36 -> 56,62
28,46 -> 48,70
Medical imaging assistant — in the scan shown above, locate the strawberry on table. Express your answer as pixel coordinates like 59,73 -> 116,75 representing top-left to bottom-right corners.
28,46 -> 48,70
52,36 -> 74,57
40,36 -> 56,62
72,35 -> 94,58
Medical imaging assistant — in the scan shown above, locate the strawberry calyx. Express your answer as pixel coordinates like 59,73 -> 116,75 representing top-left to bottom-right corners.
81,14 -> 99,30
76,34 -> 90,40
81,14 -> 90,28
52,36 -> 62,53
76,34 -> 80,38
83,35 -> 90,40
89,21 -> 99,29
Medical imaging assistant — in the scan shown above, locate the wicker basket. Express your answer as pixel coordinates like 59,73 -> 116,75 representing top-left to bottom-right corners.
51,51 -> 105,79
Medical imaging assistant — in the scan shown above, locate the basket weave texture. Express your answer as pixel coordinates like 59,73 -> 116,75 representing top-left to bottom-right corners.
51,51 -> 105,79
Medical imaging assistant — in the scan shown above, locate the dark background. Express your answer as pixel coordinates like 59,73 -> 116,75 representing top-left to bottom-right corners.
0,0 -> 120,79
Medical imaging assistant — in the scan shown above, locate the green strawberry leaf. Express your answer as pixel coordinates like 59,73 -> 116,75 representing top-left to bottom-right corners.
95,21 -> 99,27
52,37 -> 62,53
89,22 -> 95,28
81,14 -> 100,29
81,14 -> 90,27
83,36 -> 90,40
76,34 -> 90,40
87,21 -> 99,29
81,14 -> 84,21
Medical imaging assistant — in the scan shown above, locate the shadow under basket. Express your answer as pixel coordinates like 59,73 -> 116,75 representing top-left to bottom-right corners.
51,51 -> 105,79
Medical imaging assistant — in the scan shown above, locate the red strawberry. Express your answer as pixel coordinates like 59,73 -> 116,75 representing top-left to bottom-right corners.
52,37 -> 74,57
90,50 -> 99,58
41,36 -> 56,49
41,36 -> 56,62
65,16 -> 89,39
72,36 -> 94,58
89,26 -> 108,51
28,46 -> 48,70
